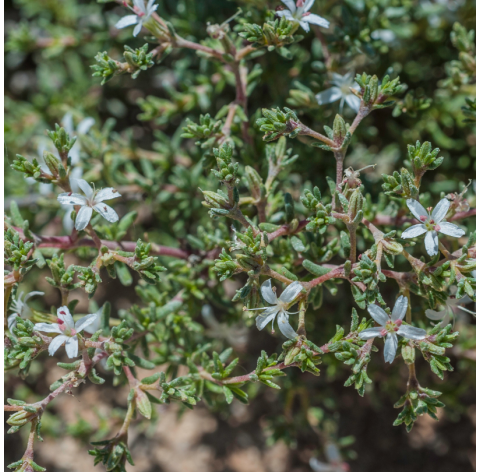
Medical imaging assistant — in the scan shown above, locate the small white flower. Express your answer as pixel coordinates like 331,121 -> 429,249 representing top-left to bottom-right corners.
276,0 -> 329,33
426,286 -> 475,327
115,0 -> 159,37
309,443 -> 346,472
8,291 -> 44,330
202,304 -> 249,349
57,179 -> 121,231
359,296 -> 427,364
316,72 -> 361,112
401,198 -> 465,256
62,113 -> 95,166
245,279 -> 303,339
61,167 -> 84,233
34,307 -> 98,358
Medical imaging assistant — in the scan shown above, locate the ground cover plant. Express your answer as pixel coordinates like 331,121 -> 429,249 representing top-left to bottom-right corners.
4,0 -> 476,471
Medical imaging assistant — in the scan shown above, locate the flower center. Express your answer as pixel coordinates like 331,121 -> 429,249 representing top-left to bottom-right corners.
384,319 -> 402,334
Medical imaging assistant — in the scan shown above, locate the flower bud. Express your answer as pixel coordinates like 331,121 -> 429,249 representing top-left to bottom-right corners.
348,188 -> 363,222
333,114 -> 347,145
381,238 -> 404,255
43,151 -> 59,176
135,388 -> 152,419
244,166 -> 264,200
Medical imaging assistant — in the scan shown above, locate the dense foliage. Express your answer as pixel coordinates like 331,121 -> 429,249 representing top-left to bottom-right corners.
4,0 -> 475,471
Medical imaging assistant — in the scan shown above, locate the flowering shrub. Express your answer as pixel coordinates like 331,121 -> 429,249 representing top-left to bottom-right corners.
4,0 -> 475,471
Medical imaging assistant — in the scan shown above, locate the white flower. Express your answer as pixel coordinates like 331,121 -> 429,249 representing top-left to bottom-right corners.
61,167 -> 84,233
426,286 -> 475,327
276,0 -> 329,33
359,296 -> 427,364
62,112 -> 95,166
115,0 -> 159,37
316,72 -> 361,112
401,198 -> 465,256
57,179 -> 121,231
34,306 -> 98,358
8,291 -> 44,330
245,279 -> 303,339
202,304 -> 249,349
309,442 -> 346,472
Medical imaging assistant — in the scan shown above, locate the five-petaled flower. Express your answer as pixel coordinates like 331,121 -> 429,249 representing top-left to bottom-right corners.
245,279 -> 303,339
8,291 -> 44,330
276,0 -> 329,33
57,179 -> 121,231
316,72 -> 361,112
425,286 -> 475,327
401,198 -> 465,256
359,296 -> 427,364
34,307 -> 98,358
115,0 -> 159,37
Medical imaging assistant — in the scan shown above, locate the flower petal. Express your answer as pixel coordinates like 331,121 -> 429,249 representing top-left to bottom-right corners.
23,291 -> 44,302
406,199 -> 428,222
425,308 -> 448,321
345,94 -> 361,112
93,202 -> 119,223
133,22 -> 143,37
384,333 -> 398,363
65,336 -> 79,358
115,15 -> 138,29
62,113 -> 74,134
397,325 -> 427,340
309,458 -> 333,472
277,311 -> 298,340
438,222 -> 465,238
358,327 -> 384,339
57,193 -> 88,206
303,0 -> 315,11
76,179 -> 94,199
75,313 -> 99,332
134,0 -> 146,12
8,314 -> 19,330
299,20 -> 310,32
281,0 -> 296,12
57,306 -> 75,328
392,296 -> 408,321
432,198 -> 450,223
367,304 -> 389,326
255,307 -> 279,331
304,14 -> 330,28
260,279 -> 277,305
424,230 -> 438,256
278,281 -> 303,303
48,335 -> 69,356
401,223 -> 427,239
95,187 -> 121,202
75,206 -> 93,231
34,322 -> 62,334
276,10 -> 295,22
77,117 -> 95,135
316,87 -> 343,105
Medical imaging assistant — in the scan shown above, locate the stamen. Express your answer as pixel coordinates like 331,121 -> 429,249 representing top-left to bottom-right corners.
302,12 -> 311,16
296,0 -> 305,6
380,328 -> 387,336
394,319 -> 402,327
419,215 -> 427,222
434,224 -> 441,231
